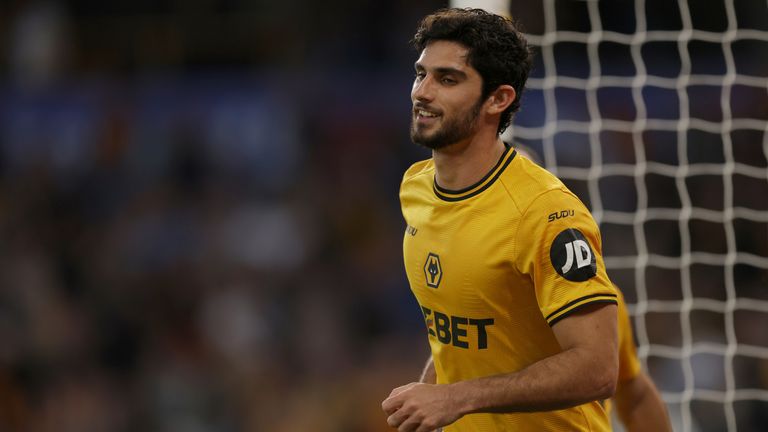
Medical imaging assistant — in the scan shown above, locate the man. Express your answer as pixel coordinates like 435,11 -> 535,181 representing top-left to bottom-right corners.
382,8 -> 619,431
514,144 -> 673,432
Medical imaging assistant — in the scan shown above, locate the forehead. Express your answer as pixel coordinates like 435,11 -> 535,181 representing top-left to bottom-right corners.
415,40 -> 473,72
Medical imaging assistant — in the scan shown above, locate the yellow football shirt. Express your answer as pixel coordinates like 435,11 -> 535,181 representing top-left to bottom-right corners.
400,145 -> 618,431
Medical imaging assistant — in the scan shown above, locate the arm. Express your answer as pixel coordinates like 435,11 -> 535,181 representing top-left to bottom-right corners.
614,371 -> 672,432
454,302 -> 618,412
382,303 -> 618,431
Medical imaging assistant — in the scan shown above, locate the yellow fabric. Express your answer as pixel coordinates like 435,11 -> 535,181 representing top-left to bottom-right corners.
400,147 -> 618,431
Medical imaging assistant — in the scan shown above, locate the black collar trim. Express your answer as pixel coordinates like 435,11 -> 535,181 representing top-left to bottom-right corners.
433,144 -> 516,202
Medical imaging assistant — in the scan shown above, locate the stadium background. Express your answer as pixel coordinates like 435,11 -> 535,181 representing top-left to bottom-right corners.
0,0 -> 766,431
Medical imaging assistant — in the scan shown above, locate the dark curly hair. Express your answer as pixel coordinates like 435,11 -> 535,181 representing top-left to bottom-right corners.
411,8 -> 533,135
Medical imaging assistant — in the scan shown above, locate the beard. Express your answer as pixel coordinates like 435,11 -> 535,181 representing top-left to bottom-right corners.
410,97 -> 483,150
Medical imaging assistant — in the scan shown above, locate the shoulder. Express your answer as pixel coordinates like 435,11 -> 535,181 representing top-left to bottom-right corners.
508,153 -> 600,257
402,158 -> 434,182
401,158 -> 434,190
501,152 -> 584,214
399,158 -> 435,212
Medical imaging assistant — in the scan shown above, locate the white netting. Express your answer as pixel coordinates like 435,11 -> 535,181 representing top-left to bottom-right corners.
501,0 -> 768,431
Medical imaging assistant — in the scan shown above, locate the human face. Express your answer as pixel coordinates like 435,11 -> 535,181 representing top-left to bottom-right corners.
410,40 -> 485,150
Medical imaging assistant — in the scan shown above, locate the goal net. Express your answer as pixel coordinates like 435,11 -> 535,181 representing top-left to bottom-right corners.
455,0 -> 768,431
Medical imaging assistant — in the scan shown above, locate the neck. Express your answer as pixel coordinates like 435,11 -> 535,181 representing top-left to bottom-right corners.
433,130 -> 506,191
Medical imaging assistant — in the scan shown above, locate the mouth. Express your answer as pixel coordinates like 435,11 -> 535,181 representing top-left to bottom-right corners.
414,107 -> 441,124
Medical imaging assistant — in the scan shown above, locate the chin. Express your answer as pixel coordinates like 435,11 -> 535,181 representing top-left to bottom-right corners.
411,126 -> 444,149
411,132 -> 441,150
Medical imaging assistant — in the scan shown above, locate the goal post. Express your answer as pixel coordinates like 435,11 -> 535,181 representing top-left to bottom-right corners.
453,1 -> 768,431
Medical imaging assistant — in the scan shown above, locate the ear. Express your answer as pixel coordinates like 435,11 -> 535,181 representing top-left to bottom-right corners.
485,85 -> 516,115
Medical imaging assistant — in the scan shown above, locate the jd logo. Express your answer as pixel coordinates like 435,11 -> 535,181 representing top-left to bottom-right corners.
561,240 -> 591,273
550,229 -> 597,282
424,253 -> 442,288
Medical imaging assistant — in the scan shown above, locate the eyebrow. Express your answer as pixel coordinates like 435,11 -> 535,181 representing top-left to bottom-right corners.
414,63 -> 468,79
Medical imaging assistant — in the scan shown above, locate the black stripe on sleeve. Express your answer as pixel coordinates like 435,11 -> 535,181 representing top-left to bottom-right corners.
547,299 -> 618,326
545,293 -> 618,326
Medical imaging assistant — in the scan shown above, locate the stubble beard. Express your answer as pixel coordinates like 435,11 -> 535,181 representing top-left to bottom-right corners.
410,98 -> 483,150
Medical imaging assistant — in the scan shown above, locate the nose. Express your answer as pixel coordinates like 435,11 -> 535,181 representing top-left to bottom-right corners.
412,75 -> 434,103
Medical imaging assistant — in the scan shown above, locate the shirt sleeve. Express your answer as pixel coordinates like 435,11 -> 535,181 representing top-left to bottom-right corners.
514,188 -> 618,326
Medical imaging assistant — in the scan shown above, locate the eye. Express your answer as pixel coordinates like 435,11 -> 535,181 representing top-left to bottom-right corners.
415,71 -> 426,80
441,77 -> 457,85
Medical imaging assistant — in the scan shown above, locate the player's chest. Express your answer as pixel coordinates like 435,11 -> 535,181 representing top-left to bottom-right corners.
403,202 -> 520,304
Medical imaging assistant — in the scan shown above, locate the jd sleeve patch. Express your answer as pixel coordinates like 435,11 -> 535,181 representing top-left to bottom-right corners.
549,228 -> 597,282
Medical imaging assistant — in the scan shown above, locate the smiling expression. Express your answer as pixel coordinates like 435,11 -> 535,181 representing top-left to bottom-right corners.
410,40 -> 486,150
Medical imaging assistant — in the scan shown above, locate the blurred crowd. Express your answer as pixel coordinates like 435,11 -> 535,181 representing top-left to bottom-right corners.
0,1 -> 442,430
0,1 -> 767,431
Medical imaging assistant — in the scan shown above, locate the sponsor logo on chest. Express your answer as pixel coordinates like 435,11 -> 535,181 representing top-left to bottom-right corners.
421,305 -> 495,350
